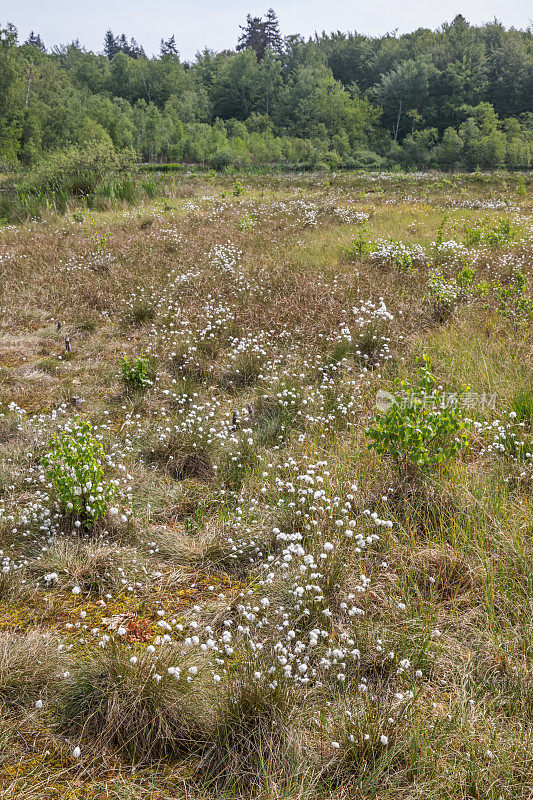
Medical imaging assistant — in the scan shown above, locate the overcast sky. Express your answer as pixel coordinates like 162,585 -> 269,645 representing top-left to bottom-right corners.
3,0 -> 532,60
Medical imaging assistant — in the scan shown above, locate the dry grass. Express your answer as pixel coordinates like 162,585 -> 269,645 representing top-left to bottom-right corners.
0,170 -> 531,798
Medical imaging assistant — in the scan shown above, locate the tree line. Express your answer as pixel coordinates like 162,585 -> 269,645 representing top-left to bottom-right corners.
1,11 -> 532,171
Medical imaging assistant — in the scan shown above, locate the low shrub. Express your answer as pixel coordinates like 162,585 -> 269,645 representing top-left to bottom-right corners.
42,418 -> 116,529
366,356 -> 469,479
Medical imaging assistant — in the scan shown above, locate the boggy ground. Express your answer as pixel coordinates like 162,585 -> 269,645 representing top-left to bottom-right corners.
0,170 -> 532,799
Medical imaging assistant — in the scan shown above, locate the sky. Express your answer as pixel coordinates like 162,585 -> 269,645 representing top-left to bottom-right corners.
3,0 -> 532,60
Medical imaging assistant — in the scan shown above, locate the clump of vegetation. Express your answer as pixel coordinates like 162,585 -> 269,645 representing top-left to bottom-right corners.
221,350 -> 264,390
201,670 -> 296,792
146,432 -> 215,482
366,356 -> 469,478
463,217 -> 516,248
495,270 -> 533,324
238,212 -> 255,230
57,644 -> 210,762
42,418 -> 116,529
426,267 -> 460,321
126,302 -> 156,326
23,140 -> 138,197
121,354 -> 155,392
27,539 -> 135,595
346,227 -> 372,258
219,437 -> 258,490
0,631 -> 63,708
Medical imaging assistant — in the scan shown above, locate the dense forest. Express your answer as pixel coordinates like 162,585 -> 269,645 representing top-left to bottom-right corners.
1,11 -> 533,171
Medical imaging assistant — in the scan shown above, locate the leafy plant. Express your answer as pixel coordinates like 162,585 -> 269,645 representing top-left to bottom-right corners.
232,179 -> 246,197
238,212 -> 255,230
121,355 -> 154,392
366,356 -> 469,477
494,270 -> 533,325
426,267 -> 459,321
456,262 -> 476,292
23,140 -> 138,197
84,221 -> 109,254
42,418 -> 116,529
346,226 -> 372,258
463,217 -> 516,248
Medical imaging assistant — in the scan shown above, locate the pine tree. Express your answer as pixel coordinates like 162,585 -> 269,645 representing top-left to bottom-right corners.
25,31 -> 46,52
263,9 -> 283,54
103,29 -> 118,59
160,35 -> 179,57
237,14 -> 267,60
237,9 -> 282,60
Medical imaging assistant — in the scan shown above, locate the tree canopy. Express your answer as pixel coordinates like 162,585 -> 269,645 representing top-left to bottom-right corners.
0,12 -> 531,170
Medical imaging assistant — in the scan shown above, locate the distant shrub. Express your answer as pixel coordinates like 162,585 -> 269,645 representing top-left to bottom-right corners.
463,217 -> 516,248
210,149 -> 235,171
343,149 -> 387,170
23,140 -> 138,197
142,162 -> 184,173
495,270 -> 533,324
346,227 -> 372,258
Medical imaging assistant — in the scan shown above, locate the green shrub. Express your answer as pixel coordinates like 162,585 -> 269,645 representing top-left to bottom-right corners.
23,140 -> 138,197
232,178 -> 246,196
463,217 -> 516,248
121,355 -> 154,392
210,149 -> 235,171
366,356 -> 469,477
495,270 -> 533,324
42,418 -> 116,529
346,227 -> 372,258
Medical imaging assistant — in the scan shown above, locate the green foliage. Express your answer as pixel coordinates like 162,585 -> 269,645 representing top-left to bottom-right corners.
494,270 -> 533,325
121,355 -> 154,391
238,211 -> 255,230
456,263 -> 476,291
366,356 -> 469,476
463,217 -> 516,248
346,227 -> 372,258
1,19 -> 533,174
232,178 -> 246,196
23,140 -> 138,196
84,220 -> 109,254
42,418 -> 116,529
426,268 -> 460,320
387,242 -> 421,272
512,389 -> 533,426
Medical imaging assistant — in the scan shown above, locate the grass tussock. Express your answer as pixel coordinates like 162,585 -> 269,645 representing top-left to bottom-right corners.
57,644 -> 211,762
0,631 -> 63,708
